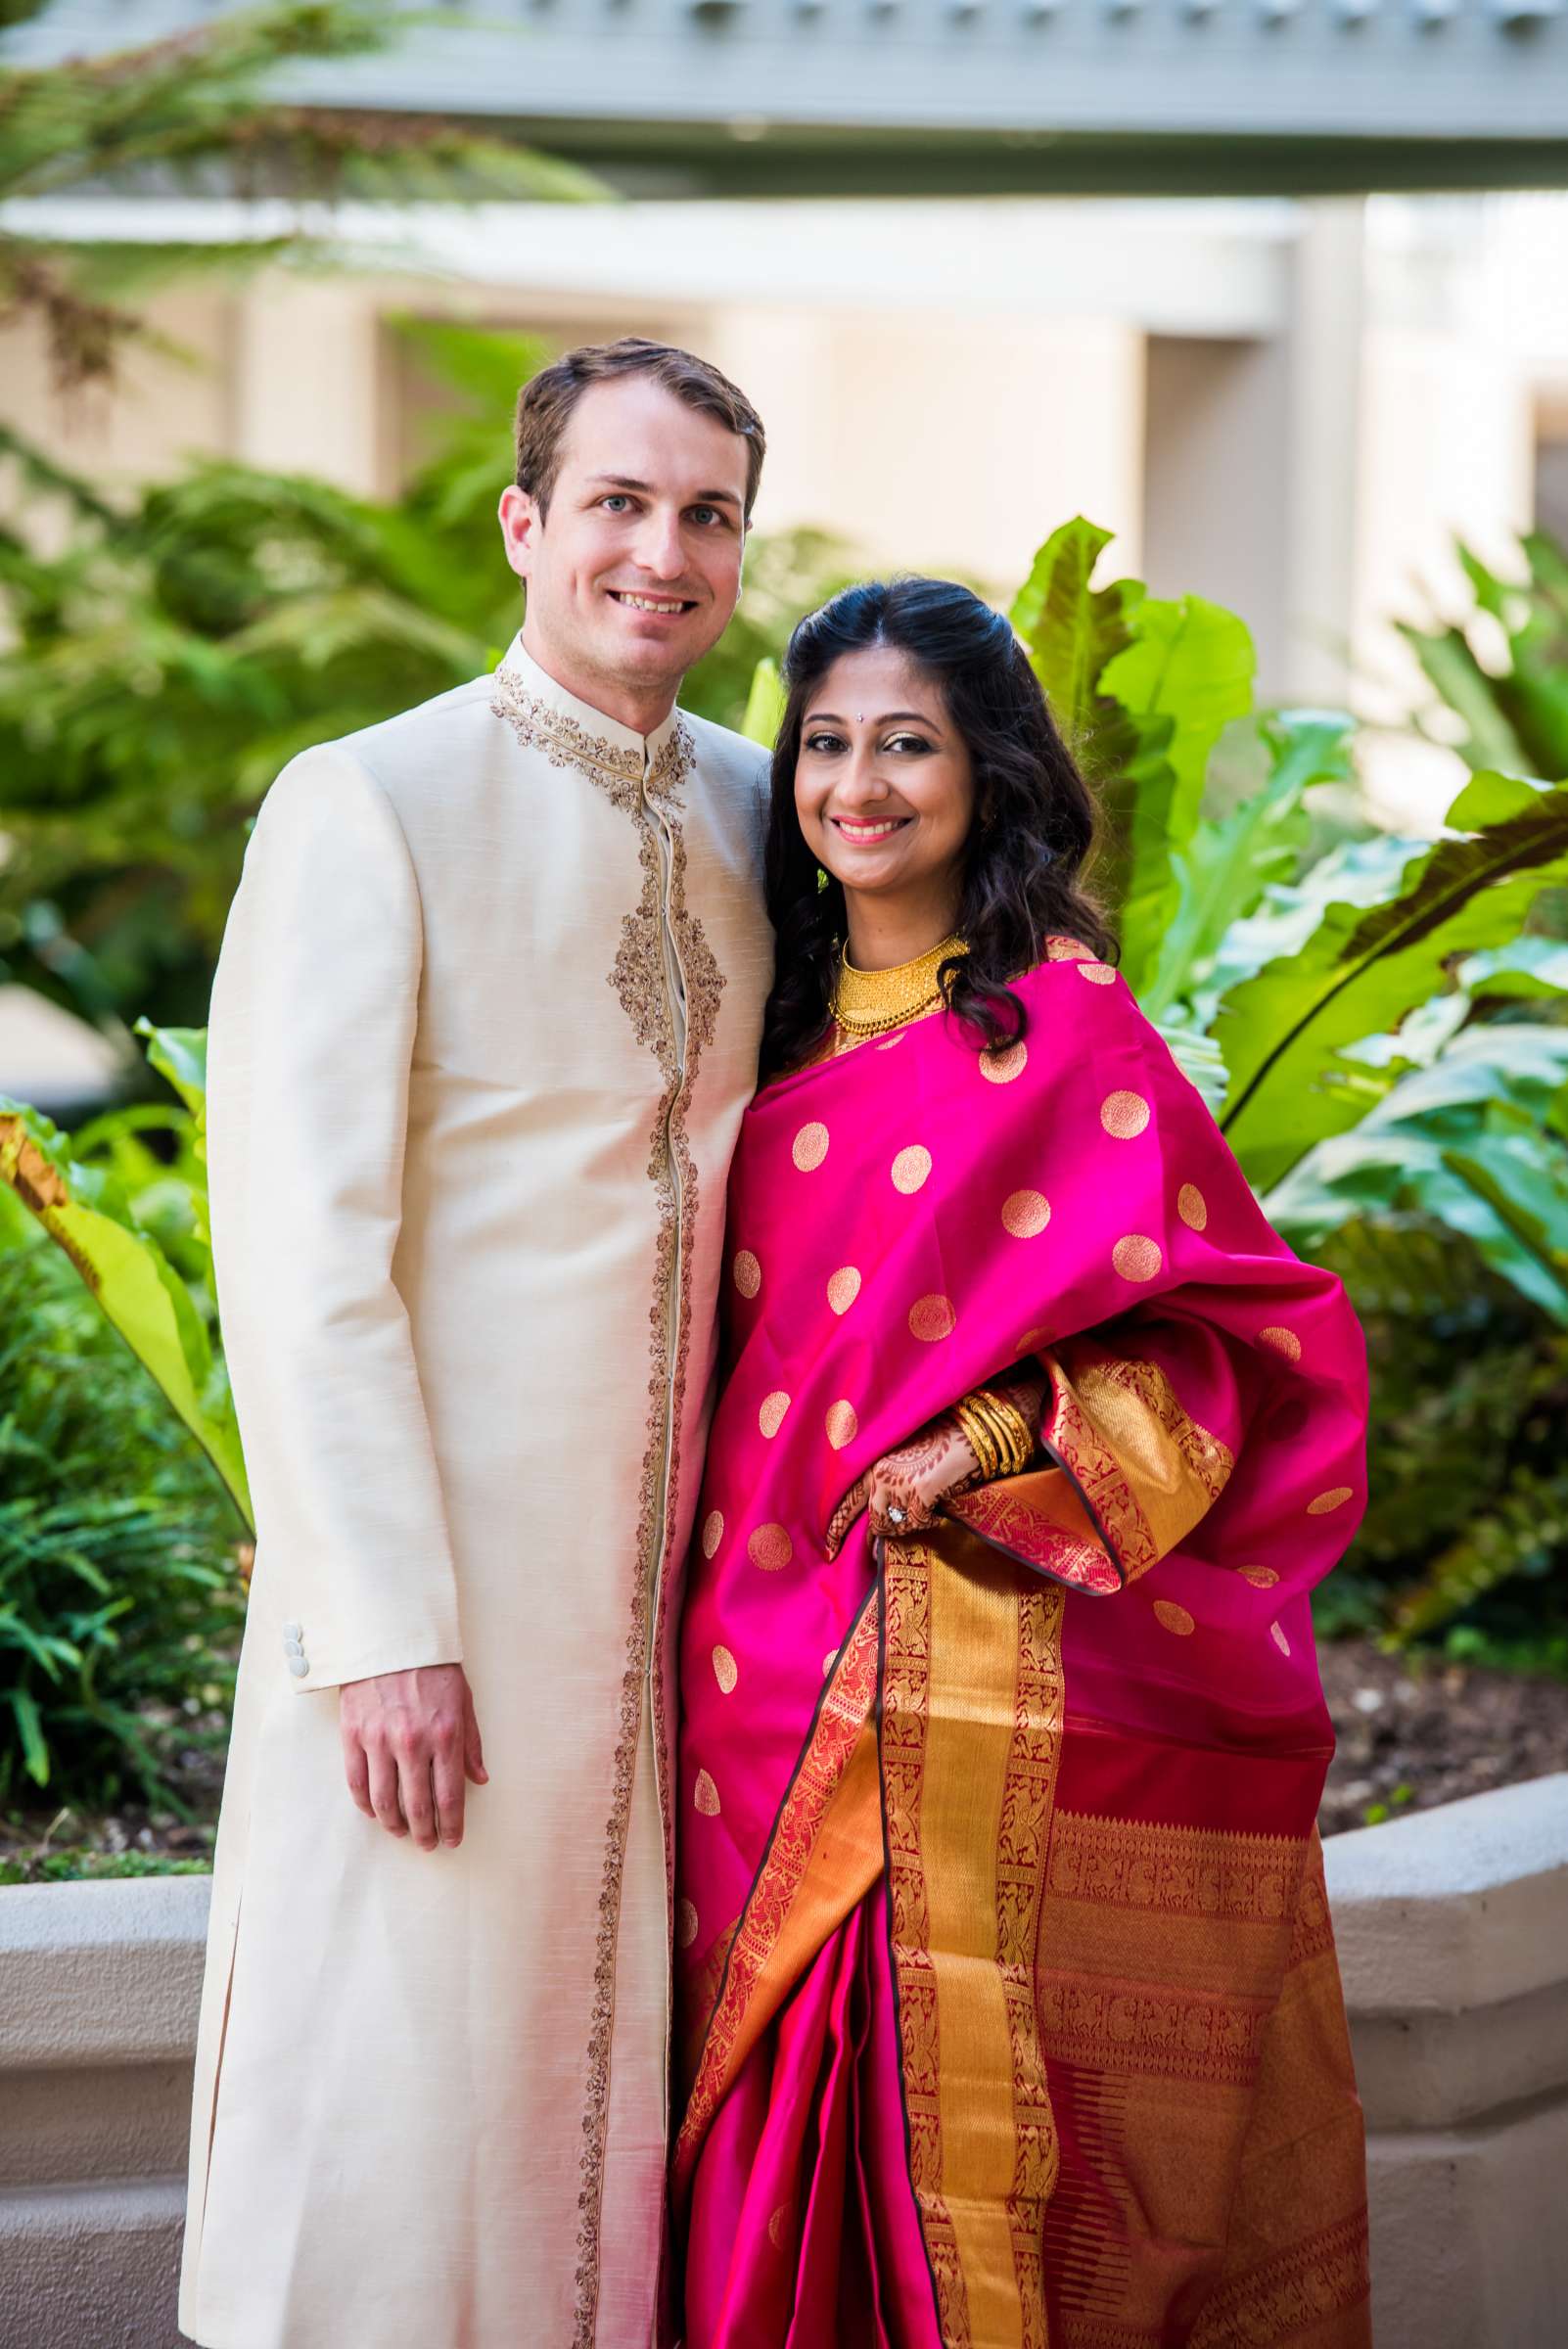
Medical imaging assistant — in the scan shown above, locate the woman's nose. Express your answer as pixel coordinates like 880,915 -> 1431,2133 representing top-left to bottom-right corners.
842,744 -> 892,799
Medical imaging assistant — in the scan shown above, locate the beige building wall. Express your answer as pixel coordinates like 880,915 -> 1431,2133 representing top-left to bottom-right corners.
707,305 -> 1145,586
4,196 -> 1562,836
1,285 -> 235,524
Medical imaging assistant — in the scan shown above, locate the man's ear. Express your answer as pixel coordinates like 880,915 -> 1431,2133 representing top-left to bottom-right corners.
497,484 -> 540,583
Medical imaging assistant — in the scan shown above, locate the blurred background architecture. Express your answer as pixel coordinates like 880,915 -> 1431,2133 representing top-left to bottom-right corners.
4,6 -> 1568,833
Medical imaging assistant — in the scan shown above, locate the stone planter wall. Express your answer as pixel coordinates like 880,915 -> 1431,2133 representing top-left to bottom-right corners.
3,1773 -> 1566,2347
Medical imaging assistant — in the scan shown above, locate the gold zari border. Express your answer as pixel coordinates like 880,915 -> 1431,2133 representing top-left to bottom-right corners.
882,1523 -> 1067,2349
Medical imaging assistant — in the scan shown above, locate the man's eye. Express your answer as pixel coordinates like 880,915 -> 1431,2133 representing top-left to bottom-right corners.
690,506 -> 725,528
602,494 -> 632,513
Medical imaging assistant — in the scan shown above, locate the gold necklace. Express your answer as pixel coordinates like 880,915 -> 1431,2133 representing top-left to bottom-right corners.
831,933 -> 966,1041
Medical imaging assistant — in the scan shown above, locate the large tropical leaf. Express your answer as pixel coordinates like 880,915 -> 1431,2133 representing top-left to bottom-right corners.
1443,1113 -> 1568,1314
1400,531 -> 1568,782
741,657 -> 787,750
1009,518 -> 1132,746
1265,1028 -> 1568,1321
1457,936 -> 1568,1000
1218,772 -> 1568,1188
1139,708 -> 1352,1021
0,1100 -> 251,1528
1098,595 -> 1256,992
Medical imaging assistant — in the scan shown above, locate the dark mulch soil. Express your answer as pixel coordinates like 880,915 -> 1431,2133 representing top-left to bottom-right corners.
0,1741 -> 223,1885
5,1643 -> 1568,1879
1318,1638 -> 1568,1836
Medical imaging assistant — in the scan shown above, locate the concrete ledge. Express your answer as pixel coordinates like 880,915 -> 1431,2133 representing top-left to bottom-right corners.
1,1774 -> 1566,2348
1325,1772 -> 1568,2348
1325,1769 -> 1568,2012
0,2178 -> 187,2349
0,1877 -> 210,2070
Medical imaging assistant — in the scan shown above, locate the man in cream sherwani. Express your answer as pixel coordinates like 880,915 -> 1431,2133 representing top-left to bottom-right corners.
179,341 -> 774,2349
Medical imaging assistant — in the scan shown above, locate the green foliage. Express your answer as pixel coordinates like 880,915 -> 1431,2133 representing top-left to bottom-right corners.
0,1026 -> 250,1526
0,315 -> 852,1031
0,321 -> 545,1027
0,1 -> 598,397
0,1847 -> 212,1886
1012,515 -> 1139,772
9,417 -> 1568,1711
1097,595 -> 1256,992
0,1235 -> 243,1808
741,657 -> 788,750
1400,533 -> 1568,784
1000,518 -> 1568,1645
1314,1218 -> 1568,1652
1218,773 -> 1568,1191
682,529 -> 858,737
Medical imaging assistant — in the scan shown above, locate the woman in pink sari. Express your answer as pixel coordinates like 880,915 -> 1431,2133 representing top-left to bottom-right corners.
673,578 -> 1371,2349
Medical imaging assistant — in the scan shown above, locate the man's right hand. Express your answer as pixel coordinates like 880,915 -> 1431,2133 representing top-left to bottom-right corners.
339,1663 -> 487,1851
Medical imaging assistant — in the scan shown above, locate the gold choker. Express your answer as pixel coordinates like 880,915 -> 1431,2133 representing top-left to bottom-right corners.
831,934 -> 966,1041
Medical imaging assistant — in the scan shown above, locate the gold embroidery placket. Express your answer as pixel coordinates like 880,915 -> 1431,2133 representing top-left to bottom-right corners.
490,666 -> 722,2348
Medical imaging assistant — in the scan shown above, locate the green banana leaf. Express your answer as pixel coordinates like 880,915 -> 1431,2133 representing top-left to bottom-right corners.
1009,516 -> 1138,767
1399,532 -> 1568,782
1217,772 -> 1568,1189
1098,594 -> 1256,993
1264,1027 -> 1568,1321
1139,708 -> 1352,1021
741,656 -> 787,751
1457,937 -> 1568,999
0,1098 -> 252,1532
1443,1115 -> 1568,1313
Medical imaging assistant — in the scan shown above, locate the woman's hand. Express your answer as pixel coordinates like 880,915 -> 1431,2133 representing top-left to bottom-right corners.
825,1412 -> 981,1558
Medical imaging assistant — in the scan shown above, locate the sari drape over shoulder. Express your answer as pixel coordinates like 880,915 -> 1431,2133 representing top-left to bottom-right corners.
674,944 -> 1372,2349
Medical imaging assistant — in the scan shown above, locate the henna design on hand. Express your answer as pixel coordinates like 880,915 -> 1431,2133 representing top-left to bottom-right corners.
867,1413 -> 982,1538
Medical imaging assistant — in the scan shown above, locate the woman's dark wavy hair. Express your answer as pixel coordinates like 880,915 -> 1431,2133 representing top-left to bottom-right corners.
761,576 -> 1116,1077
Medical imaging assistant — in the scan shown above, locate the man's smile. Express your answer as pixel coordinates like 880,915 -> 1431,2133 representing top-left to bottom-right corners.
608,588 -> 698,616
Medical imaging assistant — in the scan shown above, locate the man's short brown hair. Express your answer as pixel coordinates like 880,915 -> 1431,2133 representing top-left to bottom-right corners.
513,337 -> 765,525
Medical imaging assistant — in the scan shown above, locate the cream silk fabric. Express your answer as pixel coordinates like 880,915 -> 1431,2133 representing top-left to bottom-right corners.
178,639 -> 773,2349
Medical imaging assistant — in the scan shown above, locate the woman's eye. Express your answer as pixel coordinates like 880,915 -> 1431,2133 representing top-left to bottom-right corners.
883,733 -> 931,755
804,731 -> 846,755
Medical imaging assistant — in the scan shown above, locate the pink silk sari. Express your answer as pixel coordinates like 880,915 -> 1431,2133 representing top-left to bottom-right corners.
673,942 -> 1372,2349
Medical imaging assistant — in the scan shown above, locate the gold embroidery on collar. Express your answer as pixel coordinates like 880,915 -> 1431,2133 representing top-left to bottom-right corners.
489,663 -> 689,813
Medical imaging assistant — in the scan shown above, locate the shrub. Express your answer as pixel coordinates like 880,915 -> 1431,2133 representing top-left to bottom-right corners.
0,1211 -> 244,1810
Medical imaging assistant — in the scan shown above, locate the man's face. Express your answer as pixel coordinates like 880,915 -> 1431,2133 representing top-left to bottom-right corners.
499,375 -> 750,715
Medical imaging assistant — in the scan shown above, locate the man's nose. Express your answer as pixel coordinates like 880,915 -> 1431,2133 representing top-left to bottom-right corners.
633,507 -> 686,581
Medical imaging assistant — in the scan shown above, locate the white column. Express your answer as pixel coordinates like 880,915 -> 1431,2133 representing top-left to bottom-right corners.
1143,201 -> 1365,708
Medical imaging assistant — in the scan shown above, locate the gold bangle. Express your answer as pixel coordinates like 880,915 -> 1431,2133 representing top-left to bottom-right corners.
997,1401 -> 1036,1476
971,1389 -> 1034,1478
957,1400 -> 991,1475
966,1392 -> 1018,1476
953,1398 -> 1001,1482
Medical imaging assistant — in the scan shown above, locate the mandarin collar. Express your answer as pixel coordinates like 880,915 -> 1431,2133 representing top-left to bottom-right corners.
495,632 -> 682,770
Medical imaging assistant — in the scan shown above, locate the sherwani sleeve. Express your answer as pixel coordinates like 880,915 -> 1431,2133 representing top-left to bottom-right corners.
206,746 -> 464,1691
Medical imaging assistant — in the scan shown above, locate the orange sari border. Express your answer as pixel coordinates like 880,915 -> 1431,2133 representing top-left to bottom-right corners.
673,1586 -> 884,2198
945,1345 -> 1234,1598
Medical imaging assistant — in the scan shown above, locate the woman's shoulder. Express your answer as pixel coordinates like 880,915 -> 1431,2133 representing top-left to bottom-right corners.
1038,933 -> 1119,973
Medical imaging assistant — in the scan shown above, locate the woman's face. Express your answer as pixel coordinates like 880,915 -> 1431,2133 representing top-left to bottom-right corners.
794,645 -> 977,914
